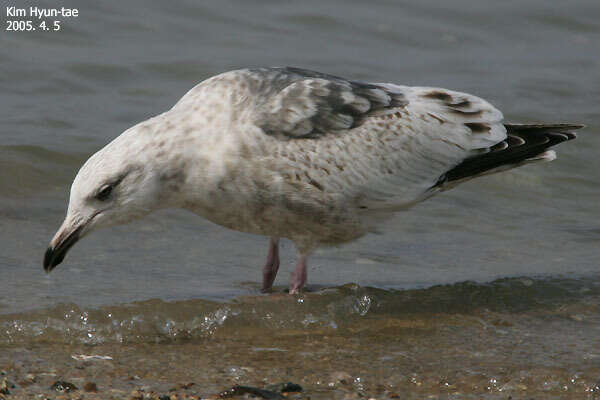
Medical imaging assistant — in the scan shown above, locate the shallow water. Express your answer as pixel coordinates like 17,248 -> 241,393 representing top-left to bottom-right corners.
2,279 -> 600,398
1,0 -> 599,398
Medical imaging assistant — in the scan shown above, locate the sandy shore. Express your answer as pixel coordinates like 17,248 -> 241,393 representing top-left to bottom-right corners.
2,300 -> 599,400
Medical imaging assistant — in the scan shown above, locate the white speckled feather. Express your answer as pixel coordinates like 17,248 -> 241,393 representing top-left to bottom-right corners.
45,67 -> 580,291
158,68 -> 514,248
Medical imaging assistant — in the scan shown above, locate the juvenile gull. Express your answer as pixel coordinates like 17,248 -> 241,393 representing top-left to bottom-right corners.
43,67 -> 582,294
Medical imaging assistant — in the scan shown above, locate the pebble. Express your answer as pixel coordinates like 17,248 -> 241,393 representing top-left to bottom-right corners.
170,382 -> 195,391
83,381 -> 98,392
219,385 -> 283,399
218,382 -> 304,399
51,380 -> 78,393
265,382 -> 303,393
0,379 -> 10,395
331,371 -> 353,385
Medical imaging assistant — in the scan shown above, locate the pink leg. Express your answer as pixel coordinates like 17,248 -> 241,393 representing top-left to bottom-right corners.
289,254 -> 308,294
261,237 -> 280,292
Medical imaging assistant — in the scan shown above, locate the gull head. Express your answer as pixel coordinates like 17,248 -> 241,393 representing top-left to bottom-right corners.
43,131 -> 169,273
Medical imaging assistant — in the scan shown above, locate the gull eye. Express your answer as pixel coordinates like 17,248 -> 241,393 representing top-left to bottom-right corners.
96,184 -> 113,201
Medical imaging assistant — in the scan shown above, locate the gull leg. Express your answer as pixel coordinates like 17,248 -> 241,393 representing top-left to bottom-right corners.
289,254 -> 308,294
261,237 -> 280,292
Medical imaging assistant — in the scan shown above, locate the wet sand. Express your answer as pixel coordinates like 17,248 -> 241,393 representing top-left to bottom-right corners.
2,280 -> 599,399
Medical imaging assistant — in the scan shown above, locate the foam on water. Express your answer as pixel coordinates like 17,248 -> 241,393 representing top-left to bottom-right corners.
2,277 -> 599,346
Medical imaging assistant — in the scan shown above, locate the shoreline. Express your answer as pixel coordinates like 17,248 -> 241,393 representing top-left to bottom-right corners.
2,300 -> 599,399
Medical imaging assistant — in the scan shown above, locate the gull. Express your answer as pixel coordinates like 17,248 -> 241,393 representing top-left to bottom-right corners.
43,67 -> 582,294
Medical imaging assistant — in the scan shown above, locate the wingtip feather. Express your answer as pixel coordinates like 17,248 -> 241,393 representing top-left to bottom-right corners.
528,150 -> 557,162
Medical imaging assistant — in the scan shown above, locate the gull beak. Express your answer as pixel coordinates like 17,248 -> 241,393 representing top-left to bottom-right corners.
43,222 -> 84,273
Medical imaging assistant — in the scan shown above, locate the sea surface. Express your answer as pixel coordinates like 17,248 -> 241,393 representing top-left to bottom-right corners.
1,0 -> 599,398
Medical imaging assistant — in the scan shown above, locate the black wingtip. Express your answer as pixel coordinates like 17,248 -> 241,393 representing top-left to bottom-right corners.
504,123 -> 585,133
436,122 -> 580,187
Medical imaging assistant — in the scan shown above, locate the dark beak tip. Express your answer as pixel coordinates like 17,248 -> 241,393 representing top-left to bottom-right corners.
43,246 -> 54,273
43,246 -> 63,273
44,226 -> 82,273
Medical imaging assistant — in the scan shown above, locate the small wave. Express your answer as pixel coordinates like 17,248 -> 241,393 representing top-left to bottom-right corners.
2,277 -> 599,345
0,145 -> 87,197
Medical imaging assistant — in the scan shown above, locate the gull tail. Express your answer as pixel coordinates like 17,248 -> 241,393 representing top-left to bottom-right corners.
435,123 -> 583,189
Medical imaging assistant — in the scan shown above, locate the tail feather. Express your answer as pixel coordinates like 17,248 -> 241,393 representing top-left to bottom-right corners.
436,123 -> 583,187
